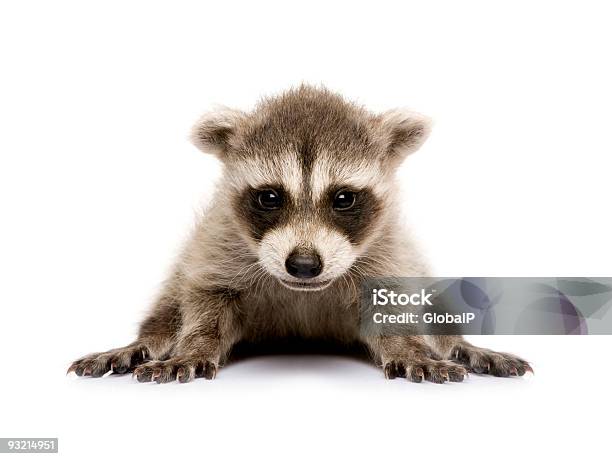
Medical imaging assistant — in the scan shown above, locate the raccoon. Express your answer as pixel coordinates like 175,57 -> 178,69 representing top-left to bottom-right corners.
68,86 -> 532,383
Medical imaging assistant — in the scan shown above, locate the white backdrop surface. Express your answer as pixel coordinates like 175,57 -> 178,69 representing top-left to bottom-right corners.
0,1 -> 610,458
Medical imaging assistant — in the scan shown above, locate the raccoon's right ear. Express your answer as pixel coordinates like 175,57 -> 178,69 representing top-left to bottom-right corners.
190,108 -> 245,159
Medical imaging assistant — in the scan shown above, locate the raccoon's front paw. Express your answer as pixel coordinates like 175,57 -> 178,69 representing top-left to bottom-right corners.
452,344 -> 533,377
68,344 -> 149,377
383,356 -> 468,384
133,356 -> 218,384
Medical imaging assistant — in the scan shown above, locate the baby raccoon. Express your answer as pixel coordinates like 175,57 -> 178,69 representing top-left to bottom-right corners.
68,86 -> 531,383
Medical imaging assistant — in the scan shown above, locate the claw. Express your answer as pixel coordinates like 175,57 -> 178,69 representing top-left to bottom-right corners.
440,370 -> 449,381
152,368 -> 162,380
524,363 -> 534,375
66,363 -> 77,375
384,363 -> 396,380
82,366 -> 92,376
510,367 -> 518,376
204,363 -> 217,380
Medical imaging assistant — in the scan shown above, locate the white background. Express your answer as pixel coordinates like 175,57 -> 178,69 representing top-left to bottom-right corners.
1,1 -> 611,458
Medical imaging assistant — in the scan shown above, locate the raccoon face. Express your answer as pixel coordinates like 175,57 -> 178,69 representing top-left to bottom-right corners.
232,181 -> 382,291
191,87 -> 430,291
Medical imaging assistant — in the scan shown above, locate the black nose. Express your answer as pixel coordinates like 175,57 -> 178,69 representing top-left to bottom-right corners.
285,251 -> 322,279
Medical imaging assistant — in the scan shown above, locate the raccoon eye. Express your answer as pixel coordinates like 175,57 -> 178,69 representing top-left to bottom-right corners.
333,190 -> 356,210
257,189 -> 282,210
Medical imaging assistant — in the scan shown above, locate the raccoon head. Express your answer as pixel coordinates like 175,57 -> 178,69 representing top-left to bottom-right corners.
191,86 -> 430,291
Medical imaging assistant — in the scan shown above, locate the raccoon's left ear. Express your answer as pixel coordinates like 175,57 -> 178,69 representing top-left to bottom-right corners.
375,109 -> 432,165
190,107 -> 245,159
